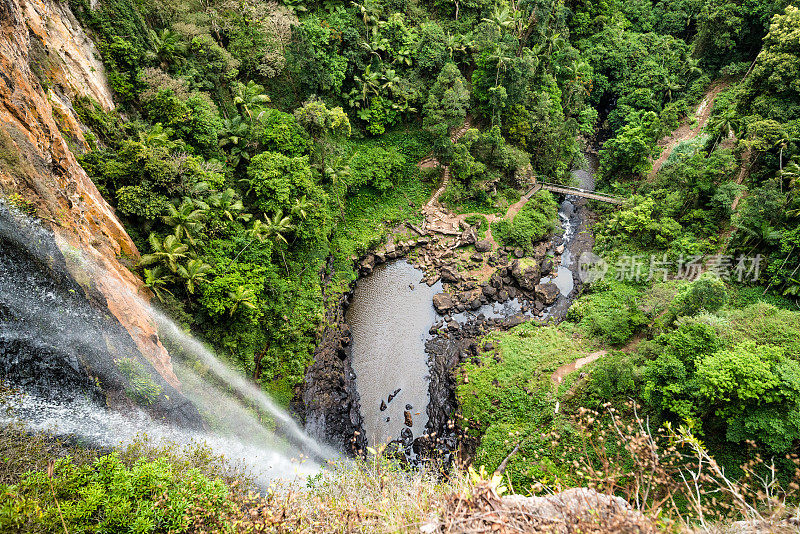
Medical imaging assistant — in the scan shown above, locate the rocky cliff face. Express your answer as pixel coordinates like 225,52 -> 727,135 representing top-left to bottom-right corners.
0,0 -> 178,387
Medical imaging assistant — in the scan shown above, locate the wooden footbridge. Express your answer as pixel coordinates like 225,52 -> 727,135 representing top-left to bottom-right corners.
526,181 -> 626,205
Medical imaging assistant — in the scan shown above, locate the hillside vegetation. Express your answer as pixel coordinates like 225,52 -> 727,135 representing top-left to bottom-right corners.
4,0 -> 800,530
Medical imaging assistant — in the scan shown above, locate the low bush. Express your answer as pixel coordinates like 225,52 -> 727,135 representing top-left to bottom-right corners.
491,191 -> 558,252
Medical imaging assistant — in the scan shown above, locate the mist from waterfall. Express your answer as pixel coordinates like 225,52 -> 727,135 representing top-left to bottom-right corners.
0,205 -> 336,483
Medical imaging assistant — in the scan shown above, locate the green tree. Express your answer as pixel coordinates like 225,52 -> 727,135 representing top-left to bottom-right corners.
228,286 -> 257,316
208,188 -> 250,223
422,63 -> 470,136
142,265 -> 175,302
176,258 -> 212,294
233,80 -> 271,122
162,199 -> 206,246
599,111 -> 661,179
293,100 -> 351,169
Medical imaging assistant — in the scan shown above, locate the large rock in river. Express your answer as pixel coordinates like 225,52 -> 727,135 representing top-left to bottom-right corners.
536,282 -> 560,305
433,292 -> 455,314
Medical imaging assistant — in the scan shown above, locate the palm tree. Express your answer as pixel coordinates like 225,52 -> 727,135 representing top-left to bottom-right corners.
734,220 -> 784,249
290,195 -> 312,221
147,28 -> 186,69
353,66 -> 383,105
219,115 -> 252,168
233,80 -> 271,121
140,234 -> 189,273
360,29 -> 388,61
223,212 -> 294,274
251,210 -> 294,245
708,107 -> 740,150
162,200 -> 206,246
176,259 -> 212,294
228,286 -> 257,316
783,158 -> 800,188
209,188 -> 250,222
483,4 -> 516,33
776,133 -> 800,172
138,123 -> 173,149
142,266 -> 175,302
381,69 -> 402,97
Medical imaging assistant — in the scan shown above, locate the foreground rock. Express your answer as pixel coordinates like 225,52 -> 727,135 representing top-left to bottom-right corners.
431,484 -> 657,533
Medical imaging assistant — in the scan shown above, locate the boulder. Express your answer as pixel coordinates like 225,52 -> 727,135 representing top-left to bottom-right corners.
475,240 -> 492,252
536,283 -> 560,305
511,261 -> 541,291
440,265 -> 460,283
404,411 -> 413,427
470,253 -> 483,263
400,427 -> 413,446
482,284 -> 497,298
459,227 -> 477,246
513,247 -> 524,258
433,293 -> 455,314
490,272 -> 504,289
360,254 -> 376,273
532,241 -> 548,261
541,257 -> 553,274
503,314 -> 527,328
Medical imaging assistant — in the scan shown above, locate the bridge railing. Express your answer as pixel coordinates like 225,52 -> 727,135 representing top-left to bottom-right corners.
529,181 -> 627,204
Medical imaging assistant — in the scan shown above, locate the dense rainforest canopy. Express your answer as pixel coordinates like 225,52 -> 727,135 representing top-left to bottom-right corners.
62,0 -> 800,407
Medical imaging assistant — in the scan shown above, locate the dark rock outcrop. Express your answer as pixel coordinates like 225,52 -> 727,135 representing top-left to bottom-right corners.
535,283 -> 560,305
475,240 -> 492,252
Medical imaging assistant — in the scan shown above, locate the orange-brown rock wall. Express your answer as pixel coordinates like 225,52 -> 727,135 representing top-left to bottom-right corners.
0,0 -> 178,387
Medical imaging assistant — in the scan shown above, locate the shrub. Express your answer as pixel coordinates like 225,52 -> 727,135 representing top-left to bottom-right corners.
491,191 -> 558,251
114,357 -> 163,405
116,185 -> 170,220
569,282 -> 647,345
668,273 -> 728,321
0,453 -> 237,533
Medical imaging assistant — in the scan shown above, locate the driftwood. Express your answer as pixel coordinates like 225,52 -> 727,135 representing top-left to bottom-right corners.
406,222 -> 428,236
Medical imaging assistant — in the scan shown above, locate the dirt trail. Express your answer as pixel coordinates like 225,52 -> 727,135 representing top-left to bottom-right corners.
648,82 -> 729,179
420,118 -> 539,250
551,350 -> 607,385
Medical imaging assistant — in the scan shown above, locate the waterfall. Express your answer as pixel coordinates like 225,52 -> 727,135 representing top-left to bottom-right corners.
0,203 -> 334,483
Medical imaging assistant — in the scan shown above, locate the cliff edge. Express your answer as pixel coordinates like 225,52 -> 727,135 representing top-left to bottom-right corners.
0,0 -> 178,387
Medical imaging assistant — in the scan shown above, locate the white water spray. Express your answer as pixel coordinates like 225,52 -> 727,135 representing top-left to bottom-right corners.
0,205 -> 337,482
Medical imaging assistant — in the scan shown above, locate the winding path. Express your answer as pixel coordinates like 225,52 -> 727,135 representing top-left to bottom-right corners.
648,82 -> 729,179
419,119 -> 539,247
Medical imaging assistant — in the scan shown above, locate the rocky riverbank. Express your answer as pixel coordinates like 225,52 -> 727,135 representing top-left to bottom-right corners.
302,193 -> 594,461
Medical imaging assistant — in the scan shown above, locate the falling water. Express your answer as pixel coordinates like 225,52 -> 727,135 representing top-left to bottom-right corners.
0,204 -> 334,483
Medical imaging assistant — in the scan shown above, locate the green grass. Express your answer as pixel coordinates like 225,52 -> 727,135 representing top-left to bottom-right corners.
457,322 -> 598,489
330,125 -> 435,285
330,178 -> 433,283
